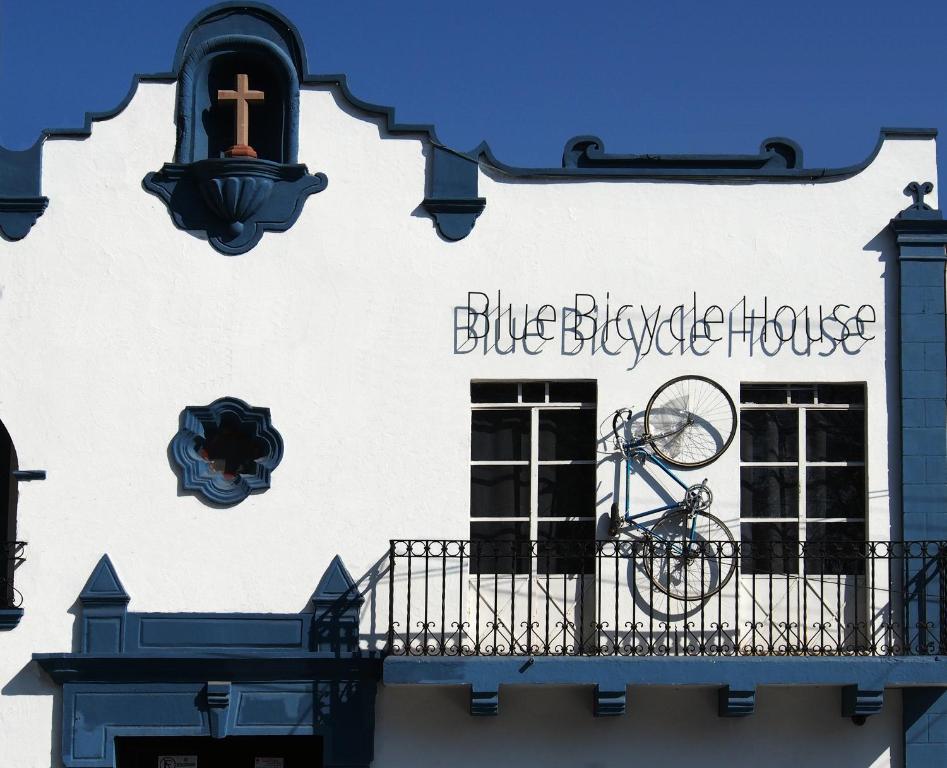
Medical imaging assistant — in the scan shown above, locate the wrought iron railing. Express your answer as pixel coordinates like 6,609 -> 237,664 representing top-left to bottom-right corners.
1,540 -> 26,609
386,540 -> 947,657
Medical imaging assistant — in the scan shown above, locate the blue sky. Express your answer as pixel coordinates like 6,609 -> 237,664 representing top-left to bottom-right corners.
1,0 -> 945,186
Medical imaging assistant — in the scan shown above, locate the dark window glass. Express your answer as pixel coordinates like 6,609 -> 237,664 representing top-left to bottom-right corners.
740,522 -> 799,575
471,409 -> 529,460
470,522 -> 531,574
537,521 -> 595,574
538,465 -> 596,517
805,467 -> 865,519
548,381 -> 596,403
740,467 -> 798,519
789,385 -> 815,404
740,385 -> 788,404
521,382 -> 546,403
538,409 -> 596,460
806,411 -> 864,462
740,410 -> 798,462
471,382 -> 518,403
817,384 -> 864,406
804,522 -> 866,575
470,467 -> 529,518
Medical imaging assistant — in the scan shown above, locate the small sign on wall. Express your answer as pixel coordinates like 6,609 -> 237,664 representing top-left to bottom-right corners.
254,759 -> 285,768
158,758 -> 198,768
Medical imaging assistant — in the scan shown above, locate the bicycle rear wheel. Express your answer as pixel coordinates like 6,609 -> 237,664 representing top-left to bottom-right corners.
644,375 -> 736,468
644,510 -> 736,601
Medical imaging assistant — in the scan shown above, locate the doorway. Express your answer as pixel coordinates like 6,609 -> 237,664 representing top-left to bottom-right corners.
115,736 -> 323,768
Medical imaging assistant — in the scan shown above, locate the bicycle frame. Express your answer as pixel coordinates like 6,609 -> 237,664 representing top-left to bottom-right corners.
615,446 -> 700,544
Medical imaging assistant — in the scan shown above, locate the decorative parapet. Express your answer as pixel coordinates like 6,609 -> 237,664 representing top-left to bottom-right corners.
170,396 -> 284,506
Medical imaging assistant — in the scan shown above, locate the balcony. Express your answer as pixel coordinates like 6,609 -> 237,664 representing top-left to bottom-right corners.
386,539 -> 947,658
0,540 -> 26,629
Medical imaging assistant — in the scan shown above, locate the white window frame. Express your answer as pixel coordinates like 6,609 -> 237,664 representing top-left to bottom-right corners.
739,383 -> 867,575
470,381 -> 597,561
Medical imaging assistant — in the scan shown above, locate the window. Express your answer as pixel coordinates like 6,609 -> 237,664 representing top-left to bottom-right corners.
470,381 -> 597,574
740,384 -> 866,575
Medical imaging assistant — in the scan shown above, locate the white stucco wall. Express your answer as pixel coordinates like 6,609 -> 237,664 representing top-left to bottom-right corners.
375,686 -> 903,768
0,76 -> 936,767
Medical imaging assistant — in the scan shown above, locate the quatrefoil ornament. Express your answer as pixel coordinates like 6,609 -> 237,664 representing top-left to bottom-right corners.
171,397 -> 284,505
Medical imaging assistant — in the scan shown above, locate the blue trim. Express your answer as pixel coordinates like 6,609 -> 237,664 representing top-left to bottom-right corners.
890,190 -> 947,542
0,143 -> 47,240
384,655 -> 947,715
170,396 -> 284,505
143,159 -> 327,255
718,686 -> 755,717
841,685 -> 884,719
593,685 -> 626,717
904,688 -> 947,765
0,607 -> 23,630
473,127 -> 939,182
35,554 -> 378,768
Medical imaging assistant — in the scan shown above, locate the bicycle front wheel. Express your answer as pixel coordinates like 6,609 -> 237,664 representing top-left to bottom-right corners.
644,510 -> 736,601
644,375 -> 736,468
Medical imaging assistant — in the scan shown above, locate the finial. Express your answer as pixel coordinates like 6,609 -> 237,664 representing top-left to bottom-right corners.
905,181 -> 934,210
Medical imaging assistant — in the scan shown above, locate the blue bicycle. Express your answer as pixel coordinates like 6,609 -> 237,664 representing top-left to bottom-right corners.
608,375 -> 737,600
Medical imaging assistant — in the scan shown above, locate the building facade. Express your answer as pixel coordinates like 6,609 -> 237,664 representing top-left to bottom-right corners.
1,4 -> 946,767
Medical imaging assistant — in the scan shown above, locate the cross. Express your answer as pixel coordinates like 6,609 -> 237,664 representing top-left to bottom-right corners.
217,73 -> 265,158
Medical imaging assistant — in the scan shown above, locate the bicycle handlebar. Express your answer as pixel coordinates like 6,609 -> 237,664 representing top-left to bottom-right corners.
611,408 -> 634,447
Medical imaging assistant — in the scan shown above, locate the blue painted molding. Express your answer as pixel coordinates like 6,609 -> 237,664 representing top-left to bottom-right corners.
593,684 -> 626,717
0,143 -> 47,241
718,686 -> 755,717
35,554 -> 378,768
841,685 -> 884,720
472,127 -> 938,182
421,147 -> 485,241
904,688 -> 947,765
143,158 -> 327,255
0,607 -> 24,630
170,396 -> 283,505
384,655 -> 947,713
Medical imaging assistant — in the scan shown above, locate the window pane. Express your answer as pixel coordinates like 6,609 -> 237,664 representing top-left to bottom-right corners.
789,385 -> 815,404
538,409 -> 596,460
740,467 -> 798,518
470,467 -> 529,518
471,382 -> 517,403
740,522 -> 799,575
817,384 -> 864,406
538,465 -> 596,517
741,385 -> 788,404
470,521 -> 531,574
471,409 -> 529,460
806,467 -> 865,519
548,381 -> 596,403
806,411 -> 864,462
521,382 -> 546,403
740,410 -> 798,461
804,522 -> 865,575
537,521 -> 595,574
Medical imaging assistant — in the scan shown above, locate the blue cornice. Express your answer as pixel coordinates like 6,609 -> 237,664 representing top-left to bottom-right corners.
473,127 -> 940,182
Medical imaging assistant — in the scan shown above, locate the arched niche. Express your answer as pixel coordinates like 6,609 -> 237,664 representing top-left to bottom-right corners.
177,36 -> 300,164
